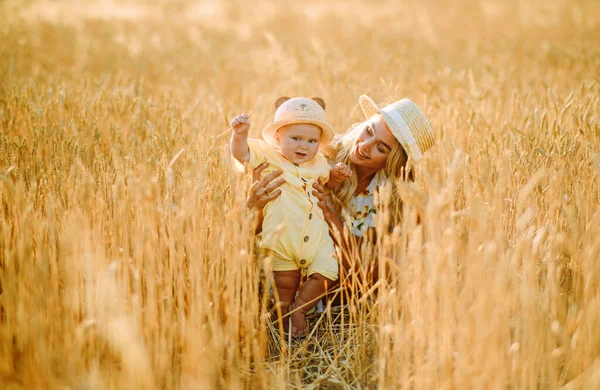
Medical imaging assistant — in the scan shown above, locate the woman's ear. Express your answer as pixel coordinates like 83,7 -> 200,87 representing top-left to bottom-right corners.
274,96 -> 291,109
311,97 -> 326,110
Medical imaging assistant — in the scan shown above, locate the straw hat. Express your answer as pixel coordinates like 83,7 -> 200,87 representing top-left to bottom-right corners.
262,97 -> 335,148
359,95 -> 434,162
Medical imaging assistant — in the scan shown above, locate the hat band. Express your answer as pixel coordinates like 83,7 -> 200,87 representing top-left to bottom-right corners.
381,105 -> 423,161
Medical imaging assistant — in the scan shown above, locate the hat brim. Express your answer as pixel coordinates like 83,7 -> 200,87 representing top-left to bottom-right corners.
358,94 -> 413,160
262,118 -> 335,149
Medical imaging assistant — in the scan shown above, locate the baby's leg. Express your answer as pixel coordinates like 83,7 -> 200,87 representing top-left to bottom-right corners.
288,273 -> 332,337
273,269 -> 301,319
289,241 -> 339,337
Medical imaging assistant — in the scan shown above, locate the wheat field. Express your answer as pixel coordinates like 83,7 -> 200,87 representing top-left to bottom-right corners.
1,0 -> 599,388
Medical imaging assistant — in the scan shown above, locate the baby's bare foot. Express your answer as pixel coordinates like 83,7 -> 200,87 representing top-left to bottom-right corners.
289,308 -> 308,338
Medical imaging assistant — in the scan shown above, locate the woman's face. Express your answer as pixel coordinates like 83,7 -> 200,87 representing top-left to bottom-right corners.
349,114 -> 398,170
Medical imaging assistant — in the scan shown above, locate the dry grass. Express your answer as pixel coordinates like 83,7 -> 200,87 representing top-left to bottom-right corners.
1,0 -> 600,388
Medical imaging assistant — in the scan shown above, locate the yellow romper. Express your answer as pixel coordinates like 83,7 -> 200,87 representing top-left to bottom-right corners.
233,139 -> 339,281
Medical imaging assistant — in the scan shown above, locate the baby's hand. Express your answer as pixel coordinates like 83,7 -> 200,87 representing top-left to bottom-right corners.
327,162 -> 352,189
332,162 -> 352,179
230,113 -> 251,136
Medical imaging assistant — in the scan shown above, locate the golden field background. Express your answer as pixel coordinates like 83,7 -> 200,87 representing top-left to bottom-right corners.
1,0 -> 600,388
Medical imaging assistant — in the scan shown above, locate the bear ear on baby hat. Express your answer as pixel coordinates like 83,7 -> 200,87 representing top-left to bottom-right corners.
311,97 -> 326,110
274,96 -> 291,110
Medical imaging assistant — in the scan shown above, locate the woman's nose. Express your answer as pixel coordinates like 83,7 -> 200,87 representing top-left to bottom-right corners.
361,137 -> 375,150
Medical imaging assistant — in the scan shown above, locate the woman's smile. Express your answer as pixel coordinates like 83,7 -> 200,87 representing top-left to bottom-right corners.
355,145 -> 370,160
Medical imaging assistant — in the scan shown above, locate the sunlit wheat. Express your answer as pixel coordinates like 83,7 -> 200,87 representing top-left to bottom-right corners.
1,0 -> 599,388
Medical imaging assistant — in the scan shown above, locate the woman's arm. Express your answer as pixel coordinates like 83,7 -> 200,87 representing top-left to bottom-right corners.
312,183 -> 379,284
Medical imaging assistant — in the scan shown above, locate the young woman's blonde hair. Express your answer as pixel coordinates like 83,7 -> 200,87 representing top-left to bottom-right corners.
322,121 -> 413,232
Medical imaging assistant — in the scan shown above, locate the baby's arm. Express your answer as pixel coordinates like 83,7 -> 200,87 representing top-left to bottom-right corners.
230,113 -> 251,164
326,162 -> 352,189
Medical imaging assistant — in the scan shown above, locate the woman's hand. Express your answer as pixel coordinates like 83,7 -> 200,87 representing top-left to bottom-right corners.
312,182 -> 344,235
311,182 -> 333,217
246,162 -> 285,210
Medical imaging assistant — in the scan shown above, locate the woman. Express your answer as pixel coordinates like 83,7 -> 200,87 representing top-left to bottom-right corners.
247,95 -> 435,291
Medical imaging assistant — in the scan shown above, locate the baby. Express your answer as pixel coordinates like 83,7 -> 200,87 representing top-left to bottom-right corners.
229,96 -> 351,337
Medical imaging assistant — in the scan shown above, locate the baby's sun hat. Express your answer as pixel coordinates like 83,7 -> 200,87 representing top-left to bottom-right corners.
359,95 -> 434,162
262,97 -> 335,148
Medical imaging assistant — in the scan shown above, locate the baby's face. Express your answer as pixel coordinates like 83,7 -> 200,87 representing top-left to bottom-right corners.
275,123 -> 322,165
